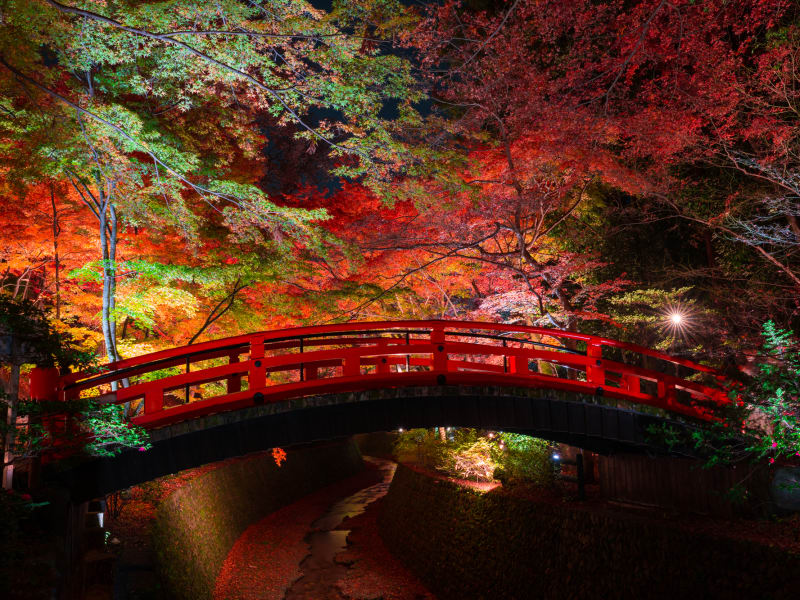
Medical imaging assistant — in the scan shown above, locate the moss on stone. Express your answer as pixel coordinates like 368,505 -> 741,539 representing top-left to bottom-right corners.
151,439 -> 362,600
379,464 -> 800,600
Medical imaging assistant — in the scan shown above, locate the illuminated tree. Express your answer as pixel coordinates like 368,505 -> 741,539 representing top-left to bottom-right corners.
0,0 -> 424,357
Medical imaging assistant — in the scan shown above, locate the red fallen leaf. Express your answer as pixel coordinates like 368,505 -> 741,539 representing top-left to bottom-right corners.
272,447 -> 287,467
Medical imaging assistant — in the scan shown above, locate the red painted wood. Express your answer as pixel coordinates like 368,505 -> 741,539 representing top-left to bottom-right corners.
53,320 -> 733,430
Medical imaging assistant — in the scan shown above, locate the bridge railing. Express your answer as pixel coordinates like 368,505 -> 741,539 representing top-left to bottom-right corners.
46,320 -> 731,428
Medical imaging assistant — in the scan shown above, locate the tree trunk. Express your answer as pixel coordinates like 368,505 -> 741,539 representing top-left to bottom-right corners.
2,363 -> 20,489
120,316 -> 131,340
99,196 -> 121,365
109,202 -> 119,357
51,184 -> 61,320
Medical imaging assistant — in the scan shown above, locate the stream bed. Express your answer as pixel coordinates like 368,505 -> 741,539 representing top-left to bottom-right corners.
282,458 -> 397,600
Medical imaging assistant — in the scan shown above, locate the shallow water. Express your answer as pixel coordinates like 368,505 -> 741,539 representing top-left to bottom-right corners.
282,457 -> 396,600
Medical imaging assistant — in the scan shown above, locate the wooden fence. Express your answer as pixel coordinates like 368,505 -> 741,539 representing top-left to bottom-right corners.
599,454 -> 770,517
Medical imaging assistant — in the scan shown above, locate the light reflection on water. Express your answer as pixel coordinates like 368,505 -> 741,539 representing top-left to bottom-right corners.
282,457 -> 396,600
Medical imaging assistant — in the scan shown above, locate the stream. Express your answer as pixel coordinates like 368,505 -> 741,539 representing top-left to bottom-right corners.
282,457 -> 397,600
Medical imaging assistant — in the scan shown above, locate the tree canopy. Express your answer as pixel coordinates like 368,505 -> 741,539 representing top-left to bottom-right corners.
0,0 -> 799,461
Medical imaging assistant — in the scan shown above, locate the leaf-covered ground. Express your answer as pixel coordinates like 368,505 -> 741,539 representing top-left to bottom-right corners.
214,460 -> 434,599
335,496 -> 434,600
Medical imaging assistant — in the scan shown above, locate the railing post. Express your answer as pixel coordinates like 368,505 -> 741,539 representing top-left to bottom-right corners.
507,354 -> 526,374
143,389 -> 162,414
226,352 -> 241,394
405,331 -> 410,372
27,367 -> 63,479
29,367 -> 60,402
623,373 -> 640,394
657,380 -> 677,408
377,339 -> 391,374
183,357 -> 191,404
299,336 -> 305,382
586,342 -> 604,387
431,325 -> 447,372
249,336 -> 266,392
343,355 -> 360,377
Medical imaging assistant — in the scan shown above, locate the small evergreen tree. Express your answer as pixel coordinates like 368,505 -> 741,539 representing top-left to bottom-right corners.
743,321 -> 800,465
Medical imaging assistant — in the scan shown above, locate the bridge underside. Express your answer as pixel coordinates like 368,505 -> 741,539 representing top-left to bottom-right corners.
55,385 -> 697,501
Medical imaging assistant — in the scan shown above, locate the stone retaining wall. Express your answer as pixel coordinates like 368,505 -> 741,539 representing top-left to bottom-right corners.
151,439 -> 363,600
379,463 -> 800,600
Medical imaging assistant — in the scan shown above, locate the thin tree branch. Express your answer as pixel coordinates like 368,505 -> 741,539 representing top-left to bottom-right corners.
187,277 -> 247,345
42,0 -> 368,161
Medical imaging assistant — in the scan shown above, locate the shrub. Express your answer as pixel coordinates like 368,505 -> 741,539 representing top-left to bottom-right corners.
394,428 -> 556,486
447,437 -> 498,482
497,433 -> 556,486
393,428 -> 444,468
647,320 -> 800,471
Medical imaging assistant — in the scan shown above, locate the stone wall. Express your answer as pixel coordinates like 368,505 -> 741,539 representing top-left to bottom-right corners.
379,463 -> 800,600
151,439 -> 363,600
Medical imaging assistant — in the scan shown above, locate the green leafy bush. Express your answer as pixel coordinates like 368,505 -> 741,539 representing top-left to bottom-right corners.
445,437 -> 498,482
745,321 -> 800,464
81,401 -> 152,457
394,428 -> 555,486
0,295 -> 151,461
393,428 -> 444,469
0,294 -> 96,369
496,433 -> 555,486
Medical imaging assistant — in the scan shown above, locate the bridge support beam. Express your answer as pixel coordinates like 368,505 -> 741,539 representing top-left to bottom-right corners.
51,386 -> 701,502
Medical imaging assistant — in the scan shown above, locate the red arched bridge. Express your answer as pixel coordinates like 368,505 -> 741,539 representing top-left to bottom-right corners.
37,319 -> 730,423
34,320 -> 732,499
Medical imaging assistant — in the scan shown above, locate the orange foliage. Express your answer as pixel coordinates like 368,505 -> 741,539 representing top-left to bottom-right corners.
272,447 -> 287,467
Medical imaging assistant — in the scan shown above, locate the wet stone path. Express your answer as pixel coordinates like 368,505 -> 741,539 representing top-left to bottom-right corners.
283,458 -> 396,600
214,458 -> 433,600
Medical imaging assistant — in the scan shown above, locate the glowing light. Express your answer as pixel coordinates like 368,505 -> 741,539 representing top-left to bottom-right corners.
398,427 -> 404,432
488,432 -> 495,438
660,302 -> 697,341
552,453 -> 561,461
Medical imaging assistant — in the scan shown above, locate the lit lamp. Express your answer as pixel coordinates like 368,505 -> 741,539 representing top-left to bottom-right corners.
661,304 -> 694,340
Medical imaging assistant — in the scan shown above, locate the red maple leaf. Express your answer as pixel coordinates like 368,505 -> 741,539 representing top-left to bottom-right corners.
272,447 -> 287,467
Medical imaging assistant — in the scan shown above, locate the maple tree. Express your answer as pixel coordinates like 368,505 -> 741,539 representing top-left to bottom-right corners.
391,0 -> 799,343
7,3 -> 800,596
0,0 -> 424,360
0,0 -> 797,479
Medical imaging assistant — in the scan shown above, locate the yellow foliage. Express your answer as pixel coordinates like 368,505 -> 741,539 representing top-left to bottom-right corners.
116,339 -> 168,359
49,318 -> 103,354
